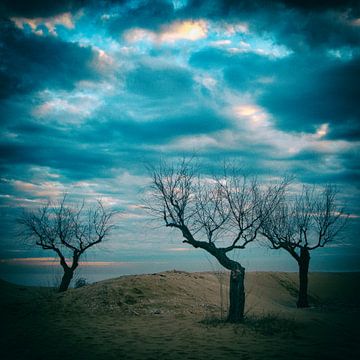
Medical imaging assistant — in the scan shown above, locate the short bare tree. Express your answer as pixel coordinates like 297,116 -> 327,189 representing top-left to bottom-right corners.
260,185 -> 347,308
18,195 -> 116,292
146,159 -> 285,323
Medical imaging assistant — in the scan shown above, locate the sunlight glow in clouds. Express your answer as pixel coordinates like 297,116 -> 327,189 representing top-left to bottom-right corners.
11,12 -> 75,35
160,20 -> 208,42
315,124 -> 329,139
93,48 -> 115,72
234,105 -> 269,127
124,20 -> 208,43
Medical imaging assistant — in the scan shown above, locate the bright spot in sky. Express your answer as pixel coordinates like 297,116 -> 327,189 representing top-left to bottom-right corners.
316,123 -> 329,138
234,105 -> 269,127
160,20 -> 208,42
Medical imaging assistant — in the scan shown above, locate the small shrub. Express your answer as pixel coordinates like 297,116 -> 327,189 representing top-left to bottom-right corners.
75,278 -> 88,288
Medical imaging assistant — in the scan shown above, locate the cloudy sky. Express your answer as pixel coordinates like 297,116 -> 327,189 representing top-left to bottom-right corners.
1,0 -> 360,284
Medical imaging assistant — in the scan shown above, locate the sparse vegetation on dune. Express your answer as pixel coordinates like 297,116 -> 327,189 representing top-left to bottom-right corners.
1,271 -> 359,360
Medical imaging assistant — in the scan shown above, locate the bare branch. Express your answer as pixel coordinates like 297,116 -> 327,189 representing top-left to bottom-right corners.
18,195 -> 116,291
259,183 -> 348,257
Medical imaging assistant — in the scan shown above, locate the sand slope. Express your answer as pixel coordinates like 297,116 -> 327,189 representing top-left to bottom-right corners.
0,271 -> 359,360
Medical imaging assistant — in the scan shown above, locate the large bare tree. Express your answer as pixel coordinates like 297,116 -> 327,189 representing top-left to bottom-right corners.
146,159 -> 285,322
18,195 -> 115,292
260,185 -> 347,308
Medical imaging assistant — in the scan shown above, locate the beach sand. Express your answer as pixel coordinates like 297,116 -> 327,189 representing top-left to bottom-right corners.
1,271 -> 359,360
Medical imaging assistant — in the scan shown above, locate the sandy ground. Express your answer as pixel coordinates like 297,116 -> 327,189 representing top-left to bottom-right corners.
0,271 -> 359,360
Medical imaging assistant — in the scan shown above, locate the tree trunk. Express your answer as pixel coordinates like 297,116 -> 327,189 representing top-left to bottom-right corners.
297,247 -> 310,308
178,233 -> 247,323
227,268 -> 245,323
58,268 -> 74,292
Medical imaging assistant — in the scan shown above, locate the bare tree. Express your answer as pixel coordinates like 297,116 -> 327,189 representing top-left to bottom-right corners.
146,159 -> 285,323
18,195 -> 116,292
260,185 -> 347,308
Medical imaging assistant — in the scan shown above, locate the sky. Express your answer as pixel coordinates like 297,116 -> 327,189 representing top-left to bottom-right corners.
1,0 -> 360,285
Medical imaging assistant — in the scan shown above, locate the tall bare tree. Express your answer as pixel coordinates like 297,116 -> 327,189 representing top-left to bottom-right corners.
18,195 -> 116,292
260,185 -> 347,308
146,159 -> 285,322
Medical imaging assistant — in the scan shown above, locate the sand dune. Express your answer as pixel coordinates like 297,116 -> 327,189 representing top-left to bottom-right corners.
1,271 -> 359,360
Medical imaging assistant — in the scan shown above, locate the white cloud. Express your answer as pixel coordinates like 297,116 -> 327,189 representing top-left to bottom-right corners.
195,75 -> 218,90
210,39 -> 232,46
33,90 -> 102,124
228,40 -> 292,58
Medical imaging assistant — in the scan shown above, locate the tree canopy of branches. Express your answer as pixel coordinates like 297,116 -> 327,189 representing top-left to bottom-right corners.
260,185 -> 348,308
146,159 -> 286,323
18,195 -> 115,292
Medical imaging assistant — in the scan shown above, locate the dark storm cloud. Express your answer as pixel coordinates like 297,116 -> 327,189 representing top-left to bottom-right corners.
0,0 -> 86,18
0,20 -> 97,99
259,54 -> 360,137
0,112 -> 114,180
106,0 -> 174,35
276,0 -> 360,13
266,7 -> 360,52
185,0 -> 358,13
184,0 -> 360,51
0,140 -> 115,180
184,0 -> 360,19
